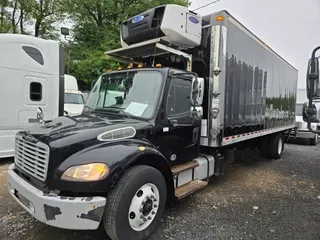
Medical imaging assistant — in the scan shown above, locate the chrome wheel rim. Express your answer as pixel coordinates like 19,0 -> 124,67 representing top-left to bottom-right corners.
128,183 -> 160,231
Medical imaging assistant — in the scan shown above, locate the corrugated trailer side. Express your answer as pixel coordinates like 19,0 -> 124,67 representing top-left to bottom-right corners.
206,11 -> 298,147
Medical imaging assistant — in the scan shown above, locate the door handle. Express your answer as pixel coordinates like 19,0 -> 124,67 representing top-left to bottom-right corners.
169,119 -> 178,127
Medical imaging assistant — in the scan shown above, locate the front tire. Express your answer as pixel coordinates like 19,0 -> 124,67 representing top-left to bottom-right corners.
104,165 -> 167,240
310,135 -> 318,145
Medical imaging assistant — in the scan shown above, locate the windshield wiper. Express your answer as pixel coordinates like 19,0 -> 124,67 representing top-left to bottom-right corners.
83,105 -> 95,112
100,106 -> 132,119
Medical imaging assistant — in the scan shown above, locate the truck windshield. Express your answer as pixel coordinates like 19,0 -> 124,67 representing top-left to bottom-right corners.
85,70 -> 163,119
64,93 -> 85,104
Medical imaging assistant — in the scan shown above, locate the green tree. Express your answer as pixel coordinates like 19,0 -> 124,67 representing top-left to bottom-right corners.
1,0 -> 65,38
0,0 -> 11,32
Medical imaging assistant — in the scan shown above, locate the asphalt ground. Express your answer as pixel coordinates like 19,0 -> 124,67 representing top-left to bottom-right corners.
0,140 -> 319,240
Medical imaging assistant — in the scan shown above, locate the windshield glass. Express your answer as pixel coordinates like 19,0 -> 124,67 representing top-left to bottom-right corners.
64,93 -> 85,104
295,103 -> 303,116
85,70 -> 163,119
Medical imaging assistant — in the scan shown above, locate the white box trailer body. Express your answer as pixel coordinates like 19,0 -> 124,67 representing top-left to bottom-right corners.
196,11 -> 298,147
0,34 -> 64,158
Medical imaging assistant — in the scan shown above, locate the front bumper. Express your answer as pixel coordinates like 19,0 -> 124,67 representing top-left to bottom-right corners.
289,130 -> 316,139
7,164 -> 106,230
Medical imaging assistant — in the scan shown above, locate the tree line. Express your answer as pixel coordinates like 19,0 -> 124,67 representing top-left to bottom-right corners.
0,0 -> 189,89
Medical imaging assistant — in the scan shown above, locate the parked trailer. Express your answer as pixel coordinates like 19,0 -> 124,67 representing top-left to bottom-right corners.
6,5 -> 298,240
0,34 -> 64,158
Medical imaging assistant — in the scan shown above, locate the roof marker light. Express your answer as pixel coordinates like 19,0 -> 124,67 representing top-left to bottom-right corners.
216,15 -> 224,21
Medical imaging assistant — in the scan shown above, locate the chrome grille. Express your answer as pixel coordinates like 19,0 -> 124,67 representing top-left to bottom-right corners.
15,134 -> 50,181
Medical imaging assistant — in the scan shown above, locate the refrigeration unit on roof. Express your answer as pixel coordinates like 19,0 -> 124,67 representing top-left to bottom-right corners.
120,4 -> 202,49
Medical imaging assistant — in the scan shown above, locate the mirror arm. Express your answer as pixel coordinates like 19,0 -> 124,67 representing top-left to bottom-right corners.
307,46 -> 320,133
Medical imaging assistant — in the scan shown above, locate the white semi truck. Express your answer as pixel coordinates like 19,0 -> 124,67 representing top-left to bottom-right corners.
0,34 -> 85,158
6,4 -> 298,240
0,34 -> 64,158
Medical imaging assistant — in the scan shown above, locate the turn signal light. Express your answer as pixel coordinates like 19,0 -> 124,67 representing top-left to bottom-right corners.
216,15 -> 225,21
155,63 -> 162,68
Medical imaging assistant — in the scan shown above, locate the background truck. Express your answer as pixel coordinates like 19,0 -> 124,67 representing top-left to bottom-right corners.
304,47 -> 320,133
288,89 -> 319,144
0,34 -> 65,158
64,74 -> 85,115
6,4 -> 298,240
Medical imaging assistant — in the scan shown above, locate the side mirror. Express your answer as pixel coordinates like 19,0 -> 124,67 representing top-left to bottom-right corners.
37,107 -> 44,123
190,76 -> 199,107
306,53 -> 320,100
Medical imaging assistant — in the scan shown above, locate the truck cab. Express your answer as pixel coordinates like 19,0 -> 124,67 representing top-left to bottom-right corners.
288,89 -> 319,144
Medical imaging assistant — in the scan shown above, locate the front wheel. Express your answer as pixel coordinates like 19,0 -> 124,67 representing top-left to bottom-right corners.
104,165 -> 167,240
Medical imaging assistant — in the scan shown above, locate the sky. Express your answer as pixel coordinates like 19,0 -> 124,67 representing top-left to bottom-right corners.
190,0 -> 320,89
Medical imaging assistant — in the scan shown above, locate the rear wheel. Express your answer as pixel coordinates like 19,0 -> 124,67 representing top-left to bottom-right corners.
104,165 -> 167,240
268,133 -> 284,159
310,135 -> 318,145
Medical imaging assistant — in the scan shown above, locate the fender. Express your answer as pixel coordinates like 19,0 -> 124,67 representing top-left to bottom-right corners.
51,138 -> 172,193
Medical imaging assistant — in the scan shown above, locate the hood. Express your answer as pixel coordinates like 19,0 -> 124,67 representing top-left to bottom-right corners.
64,104 -> 84,115
295,116 -> 317,130
22,112 -> 152,149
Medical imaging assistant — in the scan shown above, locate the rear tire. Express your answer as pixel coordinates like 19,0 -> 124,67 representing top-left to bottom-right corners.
268,133 -> 284,159
103,165 -> 167,240
310,135 -> 318,145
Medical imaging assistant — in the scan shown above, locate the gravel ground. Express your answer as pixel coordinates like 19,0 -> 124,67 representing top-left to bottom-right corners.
0,140 -> 319,240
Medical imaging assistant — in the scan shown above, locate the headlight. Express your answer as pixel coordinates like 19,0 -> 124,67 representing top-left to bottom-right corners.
61,163 -> 109,182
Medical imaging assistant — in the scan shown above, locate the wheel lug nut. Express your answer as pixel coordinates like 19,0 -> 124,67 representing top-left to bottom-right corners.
142,201 -> 145,205
146,196 -> 150,200
148,216 -> 151,220
152,211 -> 155,215
143,218 -> 147,222
150,195 -> 154,199
154,204 -> 158,208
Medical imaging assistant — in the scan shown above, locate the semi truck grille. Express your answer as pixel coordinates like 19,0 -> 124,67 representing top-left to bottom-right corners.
14,134 -> 50,181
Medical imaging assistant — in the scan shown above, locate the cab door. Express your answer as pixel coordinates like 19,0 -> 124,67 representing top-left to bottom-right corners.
159,75 -> 201,165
